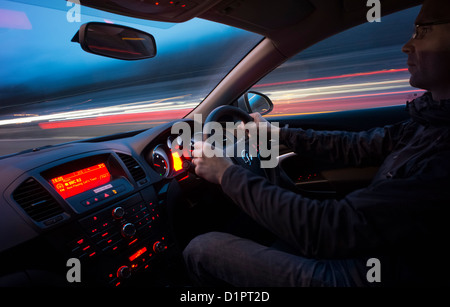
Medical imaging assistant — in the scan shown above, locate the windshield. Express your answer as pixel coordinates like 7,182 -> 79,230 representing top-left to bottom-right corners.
0,0 -> 262,156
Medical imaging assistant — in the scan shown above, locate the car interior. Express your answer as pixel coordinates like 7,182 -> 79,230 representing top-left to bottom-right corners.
0,0 -> 423,287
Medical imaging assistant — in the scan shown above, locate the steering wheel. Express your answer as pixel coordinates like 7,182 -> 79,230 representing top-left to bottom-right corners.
202,105 -> 253,141
202,105 -> 266,178
167,106 -> 286,251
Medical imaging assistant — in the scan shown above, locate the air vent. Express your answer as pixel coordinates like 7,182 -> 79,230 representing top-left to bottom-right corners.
117,153 -> 146,183
13,178 -> 64,222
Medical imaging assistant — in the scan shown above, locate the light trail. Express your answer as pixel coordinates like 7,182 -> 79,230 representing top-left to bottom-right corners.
38,108 -> 192,129
267,90 -> 425,116
264,79 -> 412,103
253,68 -> 409,88
271,89 -> 424,105
0,68 -> 421,129
0,96 -> 196,126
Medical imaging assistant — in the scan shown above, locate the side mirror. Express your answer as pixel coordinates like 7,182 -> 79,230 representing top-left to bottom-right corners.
72,22 -> 157,60
237,91 -> 273,115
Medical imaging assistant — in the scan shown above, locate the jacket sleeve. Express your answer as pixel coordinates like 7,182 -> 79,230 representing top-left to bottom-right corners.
221,155 -> 450,258
279,121 -> 411,167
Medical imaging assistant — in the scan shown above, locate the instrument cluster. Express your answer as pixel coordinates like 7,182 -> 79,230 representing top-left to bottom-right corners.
148,132 -> 201,178
147,121 -> 239,179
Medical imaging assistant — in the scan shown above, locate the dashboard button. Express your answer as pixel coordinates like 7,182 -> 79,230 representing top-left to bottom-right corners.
112,207 -> 125,219
121,223 -> 136,238
81,198 -> 96,206
153,241 -> 166,253
117,266 -> 131,279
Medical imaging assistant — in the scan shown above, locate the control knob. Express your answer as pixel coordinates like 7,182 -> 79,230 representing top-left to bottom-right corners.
112,207 -> 125,219
121,223 -> 136,238
153,241 -> 166,253
117,265 -> 131,279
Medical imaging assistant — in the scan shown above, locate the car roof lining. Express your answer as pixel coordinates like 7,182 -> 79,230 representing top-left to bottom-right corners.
199,0 -> 316,35
74,0 -> 317,27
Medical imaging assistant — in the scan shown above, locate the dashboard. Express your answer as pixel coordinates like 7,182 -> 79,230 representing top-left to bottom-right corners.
148,131 -> 200,179
0,119 -> 200,287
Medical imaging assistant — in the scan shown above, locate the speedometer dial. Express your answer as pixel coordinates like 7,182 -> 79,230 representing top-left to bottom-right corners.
151,145 -> 170,177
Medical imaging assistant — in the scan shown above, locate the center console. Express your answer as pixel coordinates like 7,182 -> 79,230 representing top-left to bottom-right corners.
63,185 -> 172,286
7,150 -> 176,286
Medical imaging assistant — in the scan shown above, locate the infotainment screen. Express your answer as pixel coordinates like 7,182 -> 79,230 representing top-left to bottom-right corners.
50,163 -> 111,199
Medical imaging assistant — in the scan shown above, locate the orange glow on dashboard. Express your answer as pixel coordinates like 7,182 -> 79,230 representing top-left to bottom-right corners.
50,163 -> 111,199
172,152 -> 183,171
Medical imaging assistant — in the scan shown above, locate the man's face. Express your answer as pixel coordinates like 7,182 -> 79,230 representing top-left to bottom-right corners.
402,1 -> 450,95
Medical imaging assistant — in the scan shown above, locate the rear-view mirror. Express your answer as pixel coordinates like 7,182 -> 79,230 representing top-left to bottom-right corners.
72,22 -> 157,60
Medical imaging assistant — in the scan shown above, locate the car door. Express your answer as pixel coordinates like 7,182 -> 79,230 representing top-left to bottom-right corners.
251,5 -> 424,199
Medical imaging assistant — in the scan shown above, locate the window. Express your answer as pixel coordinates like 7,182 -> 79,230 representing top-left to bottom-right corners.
252,6 -> 424,118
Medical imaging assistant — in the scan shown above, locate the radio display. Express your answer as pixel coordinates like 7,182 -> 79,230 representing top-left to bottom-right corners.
50,163 -> 111,199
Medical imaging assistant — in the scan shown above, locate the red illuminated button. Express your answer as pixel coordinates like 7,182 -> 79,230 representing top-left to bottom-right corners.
153,241 -> 166,253
117,266 -> 131,279
81,199 -> 92,206
121,223 -> 136,238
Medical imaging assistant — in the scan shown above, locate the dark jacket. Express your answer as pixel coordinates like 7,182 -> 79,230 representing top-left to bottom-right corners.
221,92 -> 450,286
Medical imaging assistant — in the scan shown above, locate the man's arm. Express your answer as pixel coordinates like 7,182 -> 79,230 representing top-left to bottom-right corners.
220,156 -> 450,258
246,112 -> 413,167
279,121 -> 412,167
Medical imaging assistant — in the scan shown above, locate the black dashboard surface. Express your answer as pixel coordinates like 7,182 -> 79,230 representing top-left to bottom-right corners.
0,120 -> 194,287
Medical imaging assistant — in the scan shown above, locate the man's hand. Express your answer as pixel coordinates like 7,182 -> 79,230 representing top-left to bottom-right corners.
192,141 -> 234,185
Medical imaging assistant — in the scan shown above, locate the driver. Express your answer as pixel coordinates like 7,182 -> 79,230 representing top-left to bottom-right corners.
185,0 -> 450,287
